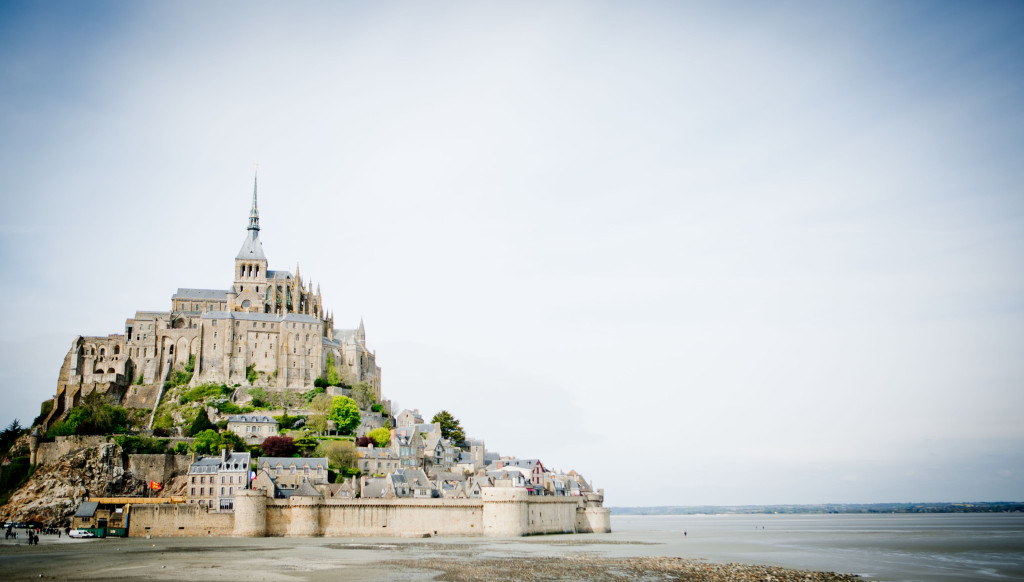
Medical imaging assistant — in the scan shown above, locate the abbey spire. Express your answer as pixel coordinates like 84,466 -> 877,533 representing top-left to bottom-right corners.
248,170 -> 260,234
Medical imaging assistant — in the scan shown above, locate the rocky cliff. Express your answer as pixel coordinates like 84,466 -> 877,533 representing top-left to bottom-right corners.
1,442 -> 146,525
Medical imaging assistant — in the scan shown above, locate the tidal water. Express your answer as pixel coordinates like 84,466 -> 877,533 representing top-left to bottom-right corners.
611,512 -> 1024,582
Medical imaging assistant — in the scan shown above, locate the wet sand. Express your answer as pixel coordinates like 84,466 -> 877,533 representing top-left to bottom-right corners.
0,533 -> 861,582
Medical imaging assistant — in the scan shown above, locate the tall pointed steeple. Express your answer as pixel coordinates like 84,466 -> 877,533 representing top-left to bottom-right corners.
248,170 -> 260,234
236,170 -> 267,261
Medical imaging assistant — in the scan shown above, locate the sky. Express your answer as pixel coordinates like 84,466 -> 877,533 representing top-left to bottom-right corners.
1,1 -> 1022,506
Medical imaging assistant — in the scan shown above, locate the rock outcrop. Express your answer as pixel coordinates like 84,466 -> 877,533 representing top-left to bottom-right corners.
0,442 -> 146,525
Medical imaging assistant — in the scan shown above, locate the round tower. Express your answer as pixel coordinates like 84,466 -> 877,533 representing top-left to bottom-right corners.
233,489 -> 268,537
481,487 -> 528,536
28,428 -> 40,466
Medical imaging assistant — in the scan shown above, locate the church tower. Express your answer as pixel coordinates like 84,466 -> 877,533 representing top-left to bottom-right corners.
231,172 -> 269,312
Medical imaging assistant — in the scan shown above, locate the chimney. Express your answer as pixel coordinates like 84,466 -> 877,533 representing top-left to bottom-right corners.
221,448 -> 228,463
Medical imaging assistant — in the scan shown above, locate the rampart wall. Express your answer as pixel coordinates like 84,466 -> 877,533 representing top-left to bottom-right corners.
35,436 -> 109,466
128,488 -> 610,538
128,502 -> 234,537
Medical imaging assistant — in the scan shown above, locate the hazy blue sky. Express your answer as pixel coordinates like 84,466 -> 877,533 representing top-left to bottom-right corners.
1,1 -> 1022,505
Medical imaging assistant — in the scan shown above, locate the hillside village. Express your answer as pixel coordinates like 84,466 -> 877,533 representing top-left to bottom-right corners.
0,176 -> 604,535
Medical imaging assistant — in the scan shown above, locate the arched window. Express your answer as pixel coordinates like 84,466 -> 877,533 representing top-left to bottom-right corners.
113,345 -> 120,355
169,345 -> 174,354
240,265 -> 245,278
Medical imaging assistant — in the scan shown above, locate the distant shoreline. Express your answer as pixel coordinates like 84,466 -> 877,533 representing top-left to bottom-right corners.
610,501 -> 1024,515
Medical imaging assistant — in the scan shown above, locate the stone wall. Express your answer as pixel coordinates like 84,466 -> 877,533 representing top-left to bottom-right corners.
130,489 -> 610,539
527,497 -> 579,535
127,454 -> 191,486
35,436 -> 109,467
121,383 -> 163,410
128,503 -> 233,537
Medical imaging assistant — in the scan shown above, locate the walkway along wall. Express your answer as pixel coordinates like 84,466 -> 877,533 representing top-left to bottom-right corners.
128,488 -> 611,538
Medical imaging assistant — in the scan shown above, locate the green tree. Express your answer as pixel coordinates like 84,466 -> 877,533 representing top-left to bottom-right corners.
431,410 -> 466,447
248,386 -> 269,408
317,440 -> 357,472
350,382 -> 375,410
0,419 -> 25,457
329,396 -> 361,435
192,429 -> 220,454
188,409 -> 215,437
219,430 -> 246,452
367,426 -> 391,448
174,441 -> 189,455
307,393 -> 332,434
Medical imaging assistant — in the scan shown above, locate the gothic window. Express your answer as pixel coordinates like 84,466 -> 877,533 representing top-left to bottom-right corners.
114,346 -> 120,355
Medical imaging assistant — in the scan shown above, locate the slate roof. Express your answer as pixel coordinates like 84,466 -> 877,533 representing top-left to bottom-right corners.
266,270 -> 293,280
236,232 -> 267,260
172,288 -> 229,300
189,457 -> 222,474
74,501 -> 99,518
258,457 -> 328,471
202,311 -> 321,324
292,478 -> 322,498
227,415 -> 277,424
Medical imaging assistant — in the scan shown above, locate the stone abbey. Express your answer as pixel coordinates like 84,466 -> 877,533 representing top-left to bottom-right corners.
44,175 -> 381,428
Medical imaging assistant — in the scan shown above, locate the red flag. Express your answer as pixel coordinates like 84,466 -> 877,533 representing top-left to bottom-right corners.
150,481 -> 162,491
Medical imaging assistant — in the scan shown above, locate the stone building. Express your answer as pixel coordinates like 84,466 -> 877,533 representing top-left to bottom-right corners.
255,456 -> 329,491
226,414 -> 278,444
43,174 -> 382,431
187,450 -> 253,511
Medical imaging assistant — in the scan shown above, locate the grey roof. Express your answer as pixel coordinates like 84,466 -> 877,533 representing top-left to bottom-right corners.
502,459 -> 541,469
190,457 -> 222,473
292,478 -> 322,498
202,311 -> 321,324
227,415 -> 276,424
236,231 -> 267,260
189,452 -> 251,473
362,479 -> 389,498
74,501 -> 99,518
173,288 -> 229,300
267,270 -> 293,280
258,457 -> 328,470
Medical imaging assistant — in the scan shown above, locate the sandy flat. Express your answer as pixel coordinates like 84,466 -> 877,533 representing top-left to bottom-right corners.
0,533 -> 860,581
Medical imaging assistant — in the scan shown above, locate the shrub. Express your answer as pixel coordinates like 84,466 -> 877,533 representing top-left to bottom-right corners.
370,403 -> 383,413
246,364 -> 257,385
248,387 -> 269,408
173,441 -> 189,455
45,394 -> 129,437
113,436 -> 170,454
261,435 -> 296,457
367,427 -> 391,448
274,414 -> 305,431
179,383 -> 232,405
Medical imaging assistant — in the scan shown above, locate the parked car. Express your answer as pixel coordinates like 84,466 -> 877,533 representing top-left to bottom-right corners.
68,529 -> 96,539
